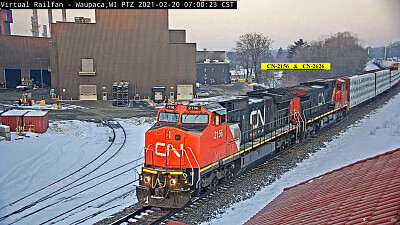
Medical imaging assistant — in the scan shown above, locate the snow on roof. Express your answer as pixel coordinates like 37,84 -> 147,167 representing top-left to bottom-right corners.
248,98 -> 263,104
1,110 -> 31,116
25,111 -> 48,117
245,148 -> 400,225
193,95 -> 247,103
0,124 -> 10,129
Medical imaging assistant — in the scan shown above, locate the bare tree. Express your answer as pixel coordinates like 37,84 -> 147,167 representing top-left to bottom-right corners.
234,33 -> 273,83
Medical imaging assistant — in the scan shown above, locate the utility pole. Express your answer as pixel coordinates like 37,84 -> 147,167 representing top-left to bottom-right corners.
38,58 -> 46,88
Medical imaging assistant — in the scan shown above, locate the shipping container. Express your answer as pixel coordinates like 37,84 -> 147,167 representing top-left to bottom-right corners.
0,110 -> 30,132
24,111 -> 49,134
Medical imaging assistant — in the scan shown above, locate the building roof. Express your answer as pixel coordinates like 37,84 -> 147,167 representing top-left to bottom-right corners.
1,110 -> 31,116
245,148 -> 400,225
25,111 -> 48,117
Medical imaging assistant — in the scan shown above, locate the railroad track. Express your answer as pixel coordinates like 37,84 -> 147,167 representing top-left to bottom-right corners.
0,117 -> 140,225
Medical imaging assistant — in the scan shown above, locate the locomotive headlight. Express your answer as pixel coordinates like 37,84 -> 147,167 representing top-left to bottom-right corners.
144,176 -> 151,184
170,178 -> 177,186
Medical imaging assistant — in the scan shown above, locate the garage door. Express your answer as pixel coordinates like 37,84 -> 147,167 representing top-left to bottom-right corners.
30,70 -> 51,87
5,69 -> 21,88
79,85 -> 97,100
177,84 -> 193,100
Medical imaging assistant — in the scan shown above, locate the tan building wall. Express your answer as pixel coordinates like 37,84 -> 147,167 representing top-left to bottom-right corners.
51,9 -> 196,100
169,30 -> 186,43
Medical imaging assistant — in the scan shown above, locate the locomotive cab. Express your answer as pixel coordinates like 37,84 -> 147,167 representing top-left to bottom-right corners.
137,103 -> 237,208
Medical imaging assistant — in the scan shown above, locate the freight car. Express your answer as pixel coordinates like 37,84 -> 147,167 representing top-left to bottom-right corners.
136,67 -> 399,208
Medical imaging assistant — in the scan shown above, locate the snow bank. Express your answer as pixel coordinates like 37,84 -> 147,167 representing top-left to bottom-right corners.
204,92 -> 400,225
0,118 -> 154,225
364,61 -> 380,71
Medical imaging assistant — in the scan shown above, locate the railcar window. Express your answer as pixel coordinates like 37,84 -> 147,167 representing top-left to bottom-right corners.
337,84 -> 342,90
158,112 -> 179,123
181,113 -> 209,124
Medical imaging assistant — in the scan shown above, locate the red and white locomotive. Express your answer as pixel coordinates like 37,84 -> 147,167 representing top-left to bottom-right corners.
136,66 -> 399,208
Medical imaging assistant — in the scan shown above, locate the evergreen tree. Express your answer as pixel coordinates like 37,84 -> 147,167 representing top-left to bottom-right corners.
287,39 -> 308,62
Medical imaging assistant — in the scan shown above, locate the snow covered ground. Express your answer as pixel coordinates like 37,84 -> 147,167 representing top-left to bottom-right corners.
0,118 -> 153,225
364,61 -> 380,71
203,92 -> 400,225
0,102 -> 88,110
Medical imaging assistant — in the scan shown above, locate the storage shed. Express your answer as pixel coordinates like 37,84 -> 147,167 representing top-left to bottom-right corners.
24,111 -> 49,133
0,110 -> 49,133
0,110 -> 30,132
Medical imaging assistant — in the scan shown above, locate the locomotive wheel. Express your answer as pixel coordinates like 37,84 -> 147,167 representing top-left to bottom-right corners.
210,177 -> 219,188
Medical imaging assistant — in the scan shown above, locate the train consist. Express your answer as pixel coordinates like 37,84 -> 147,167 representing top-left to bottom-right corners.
136,66 -> 400,208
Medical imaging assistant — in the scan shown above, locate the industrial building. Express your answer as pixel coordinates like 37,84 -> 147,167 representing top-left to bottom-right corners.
0,35 -> 51,88
0,9 -> 196,101
51,9 -> 196,100
0,9 -> 13,35
196,62 -> 230,85
0,9 -> 52,89
196,50 -> 230,85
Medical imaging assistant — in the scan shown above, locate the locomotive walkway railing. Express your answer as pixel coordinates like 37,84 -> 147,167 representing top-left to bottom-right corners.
144,146 -> 199,187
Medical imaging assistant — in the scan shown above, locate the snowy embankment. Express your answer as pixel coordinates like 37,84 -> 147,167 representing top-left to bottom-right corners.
203,92 -> 400,225
364,61 -> 380,71
0,118 -> 153,225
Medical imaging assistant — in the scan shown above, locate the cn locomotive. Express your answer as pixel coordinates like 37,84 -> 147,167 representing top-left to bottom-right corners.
136,66 -> 400,208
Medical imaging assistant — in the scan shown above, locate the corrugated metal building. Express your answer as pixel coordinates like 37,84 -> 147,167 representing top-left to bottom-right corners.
0,110 -> 49,133
0,35 -> 51,88
50,9 -> 196,100
0,110 -> 29,131
24,111 -> 49,133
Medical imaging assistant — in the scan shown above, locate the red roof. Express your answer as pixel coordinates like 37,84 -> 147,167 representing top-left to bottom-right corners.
245,148 -> 400,225
167,221 -> 188,225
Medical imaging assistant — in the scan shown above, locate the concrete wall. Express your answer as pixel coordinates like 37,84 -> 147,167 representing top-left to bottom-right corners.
51,9 -> 196,100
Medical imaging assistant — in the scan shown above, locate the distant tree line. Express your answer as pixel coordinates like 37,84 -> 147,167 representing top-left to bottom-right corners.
231,31 -> 368,87
286,32 -> 368,84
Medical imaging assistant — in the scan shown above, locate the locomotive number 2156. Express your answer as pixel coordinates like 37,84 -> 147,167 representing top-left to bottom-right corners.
214,129 -> 223,139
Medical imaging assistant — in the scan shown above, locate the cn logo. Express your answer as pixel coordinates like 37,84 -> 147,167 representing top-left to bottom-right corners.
155,142 -> 183,157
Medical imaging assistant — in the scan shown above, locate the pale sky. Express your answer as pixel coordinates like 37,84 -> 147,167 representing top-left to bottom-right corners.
9,0 -> 400,50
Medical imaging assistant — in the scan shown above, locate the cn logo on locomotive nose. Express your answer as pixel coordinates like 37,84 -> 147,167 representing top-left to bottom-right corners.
155,142 -> 183,157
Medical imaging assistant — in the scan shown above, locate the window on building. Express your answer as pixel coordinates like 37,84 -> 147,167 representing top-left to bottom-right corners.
79,58 -> 95,75
82,59 -> 94,72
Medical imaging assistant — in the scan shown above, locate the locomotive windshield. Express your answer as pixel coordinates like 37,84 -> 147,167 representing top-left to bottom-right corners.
181,113 -> 209,124
158,112 -> 179,123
